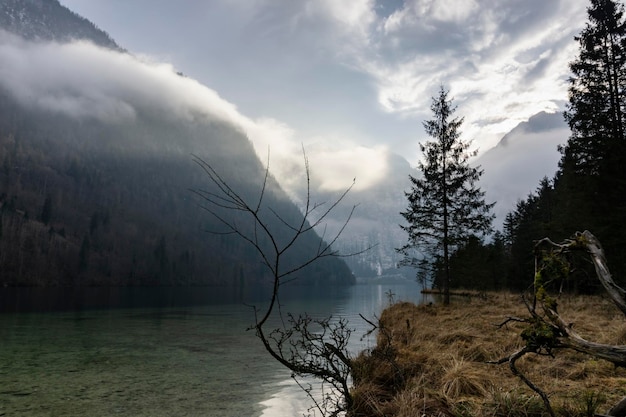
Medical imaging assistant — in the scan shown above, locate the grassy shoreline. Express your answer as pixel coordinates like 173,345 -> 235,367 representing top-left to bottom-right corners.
350,293 -> 626,416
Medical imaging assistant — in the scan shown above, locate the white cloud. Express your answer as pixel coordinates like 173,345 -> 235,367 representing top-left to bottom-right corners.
347,0 -> 587,150
28,1 -> 591,182
241,117 -> 389,196
59,0 -> 589,171
309,0 -> 376,36
415,0 -> 479,23
0,31 -> 388,198
306,142 -> 389,191
0,31 -> 245,126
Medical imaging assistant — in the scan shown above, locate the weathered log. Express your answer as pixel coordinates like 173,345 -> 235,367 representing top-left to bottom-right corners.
546,232 -> 626,415
575,231 -> 626,317
607,396 -> 626,417
421,289 -> 484,297
494,231 -> 626,416
545,306 -> 626,367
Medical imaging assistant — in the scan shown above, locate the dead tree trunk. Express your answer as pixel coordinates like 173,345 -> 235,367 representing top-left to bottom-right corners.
492,231 -> 626,417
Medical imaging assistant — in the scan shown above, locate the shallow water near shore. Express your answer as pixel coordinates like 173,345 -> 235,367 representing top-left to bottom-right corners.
0,281 -> 427,416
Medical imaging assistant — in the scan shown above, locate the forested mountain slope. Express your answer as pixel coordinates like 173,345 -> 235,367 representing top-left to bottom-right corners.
0,0 -> 353,287
0,0 -> 118,48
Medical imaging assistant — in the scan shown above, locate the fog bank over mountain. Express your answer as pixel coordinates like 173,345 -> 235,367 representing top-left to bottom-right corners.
0,4 -> 354,287
0,20 -> 568,236
0,0 -> 572,280
0,30 -> 248,131
475,111 -> 568,229
0,29 -> 389,200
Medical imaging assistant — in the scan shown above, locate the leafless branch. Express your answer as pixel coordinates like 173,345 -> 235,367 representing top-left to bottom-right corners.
494,316 -> 530,329
192,149 -> 361,415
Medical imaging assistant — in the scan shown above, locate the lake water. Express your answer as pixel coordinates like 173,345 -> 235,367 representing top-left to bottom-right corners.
0,280 -> 429,416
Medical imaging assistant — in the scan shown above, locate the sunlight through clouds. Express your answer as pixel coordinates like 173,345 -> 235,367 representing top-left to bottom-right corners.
349,0 -> 588,149
55,0 -> 590,217
417,0 -> 479,23
60,0 -> 588,168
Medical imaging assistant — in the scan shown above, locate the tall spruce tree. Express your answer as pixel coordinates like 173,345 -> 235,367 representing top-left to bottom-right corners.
563,0 -> 626,175
503,178 -> 559,290
398,87 -> 494,305
559,0 -> 626,279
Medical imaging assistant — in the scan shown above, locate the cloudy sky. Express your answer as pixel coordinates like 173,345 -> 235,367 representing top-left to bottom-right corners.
42,0 -> 589,217
58,0 -> 587,159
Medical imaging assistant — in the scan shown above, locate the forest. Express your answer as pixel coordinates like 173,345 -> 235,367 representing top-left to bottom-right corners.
426,0 -> 626,294
2,0 -> 625,296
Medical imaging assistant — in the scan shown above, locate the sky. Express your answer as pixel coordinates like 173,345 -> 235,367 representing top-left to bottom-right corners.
56,0 -> 588,145
4,0 -> 588,222
56,0 -> 587,167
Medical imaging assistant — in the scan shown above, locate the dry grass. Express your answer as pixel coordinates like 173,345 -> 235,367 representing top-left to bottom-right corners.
349,293 -> 626,417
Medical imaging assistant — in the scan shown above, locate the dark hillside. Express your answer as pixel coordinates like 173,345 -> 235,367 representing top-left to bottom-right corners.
0,85 -> 353,287
0,0 -> 119,48
0,2 -> 354,287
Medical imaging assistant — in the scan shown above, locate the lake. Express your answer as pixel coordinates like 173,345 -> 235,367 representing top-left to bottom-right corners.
0,280 -> 429,416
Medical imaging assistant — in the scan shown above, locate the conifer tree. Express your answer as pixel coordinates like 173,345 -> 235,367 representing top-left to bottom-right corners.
503,178 -> 558,290
559,0 -> 626,279
563,0 -> 626,176
499,0 -> 626,291
398,87 -> 494,304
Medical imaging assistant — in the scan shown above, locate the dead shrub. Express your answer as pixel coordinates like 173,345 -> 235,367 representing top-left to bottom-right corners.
350,382 -> 393,417
482,389 -> 549,417
440,356 -> 490,400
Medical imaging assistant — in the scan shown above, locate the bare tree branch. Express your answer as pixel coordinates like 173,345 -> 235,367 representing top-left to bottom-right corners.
493,230 -> 626,416
192,149 -> 362,415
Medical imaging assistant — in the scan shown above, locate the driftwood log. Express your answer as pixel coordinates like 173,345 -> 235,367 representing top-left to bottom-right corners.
491,231 -> 626,417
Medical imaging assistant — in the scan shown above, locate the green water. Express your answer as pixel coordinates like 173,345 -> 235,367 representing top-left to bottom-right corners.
0,307 -> 282,417
0,282 -> 427,417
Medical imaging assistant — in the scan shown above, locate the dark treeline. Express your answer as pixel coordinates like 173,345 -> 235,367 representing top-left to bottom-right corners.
437,0 -> 626,293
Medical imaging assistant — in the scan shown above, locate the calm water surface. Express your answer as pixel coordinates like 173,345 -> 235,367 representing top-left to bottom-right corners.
0,280 -> 427,416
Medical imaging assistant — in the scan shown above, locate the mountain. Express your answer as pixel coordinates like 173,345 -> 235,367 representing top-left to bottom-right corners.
0,1 -> 353,287
474,111 -> 568,229
0,1 -> 569,286
0,0 -> 118,48
317,152 -> 416,279
323,111 -> 569,278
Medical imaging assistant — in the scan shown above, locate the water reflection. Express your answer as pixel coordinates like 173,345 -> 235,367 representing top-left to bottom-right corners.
0,280 -> 427,416
0,285 -> 277,313
258,281 -> 429,416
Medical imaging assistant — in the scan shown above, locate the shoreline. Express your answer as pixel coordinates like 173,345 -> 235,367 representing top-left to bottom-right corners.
350,292 -> 626,416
